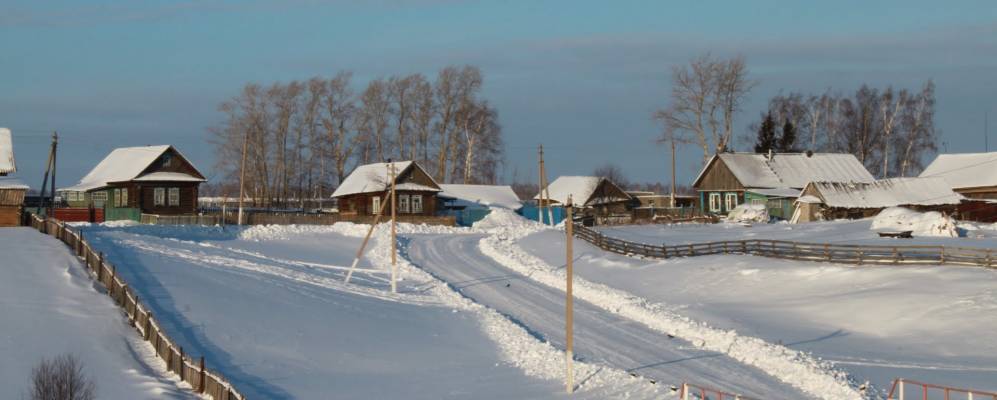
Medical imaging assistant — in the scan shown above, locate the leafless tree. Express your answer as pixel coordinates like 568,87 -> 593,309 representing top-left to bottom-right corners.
28,354 -> 95,400
356,78 -> 391,164
322,71 -> 357,185
593,163 -> 631,190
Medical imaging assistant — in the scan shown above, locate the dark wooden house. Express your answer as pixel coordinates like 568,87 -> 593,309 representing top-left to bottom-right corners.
692,152 -> 875,218
533,176 -> 633,224
58,145 -> 206,221
0,128 -> 28,227
920,152 -> 997,200
332,161 -> 442,216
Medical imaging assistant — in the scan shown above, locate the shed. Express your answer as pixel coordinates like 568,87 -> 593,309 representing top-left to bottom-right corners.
0,129 -> 28,226
792,177 -> 964,223
692,152 -> 875,216
332,161 -> 441,217
59,145 -> 206,221
919,152 -> 997,200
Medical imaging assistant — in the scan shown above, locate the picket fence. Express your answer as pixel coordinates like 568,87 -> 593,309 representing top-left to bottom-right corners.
573,224 -> 996,268
28,214 -> 246,400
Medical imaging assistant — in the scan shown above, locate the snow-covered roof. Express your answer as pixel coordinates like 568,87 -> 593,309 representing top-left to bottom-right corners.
131,172 -> 206,182
796,195 -> 821,204
919,152 -> 997,190
60,145 -> 203,191
807,177 -> 964,209
438,184 -> 522,209
331,161 -> 440,197
695,153 -> 875,189
0,176 -> 28,190
533,176 -> 631,206
747,187 -> 801,198
0,128 -> 15,174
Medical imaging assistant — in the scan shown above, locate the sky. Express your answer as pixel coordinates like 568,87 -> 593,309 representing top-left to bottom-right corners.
2,0 -> 996,191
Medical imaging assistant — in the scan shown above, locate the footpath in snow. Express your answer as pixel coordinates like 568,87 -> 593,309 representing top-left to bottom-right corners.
0,227 -> 190,399
78,222 -> 657,399
518,225 -> 997,394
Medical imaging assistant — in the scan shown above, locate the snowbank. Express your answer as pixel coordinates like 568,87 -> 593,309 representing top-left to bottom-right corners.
472,208 -> 543,233
726,203 -> 769,223
871,207 -> 960,237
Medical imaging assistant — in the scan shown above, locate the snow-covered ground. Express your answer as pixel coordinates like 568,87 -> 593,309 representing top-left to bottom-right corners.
595,219 -> 997,249
76,222 -> 660,399
517,226 -> 997,394
0,227 -> 191,399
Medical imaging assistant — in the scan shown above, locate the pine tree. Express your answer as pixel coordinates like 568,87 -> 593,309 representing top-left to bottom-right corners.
779,120 -> 797,152
753,112 -> 778,153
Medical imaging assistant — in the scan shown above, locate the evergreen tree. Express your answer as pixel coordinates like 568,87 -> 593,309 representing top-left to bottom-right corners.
753,112 -> 778,153
779,120 -> 797,152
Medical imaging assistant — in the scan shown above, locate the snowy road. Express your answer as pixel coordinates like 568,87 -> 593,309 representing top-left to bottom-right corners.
404,233 -> 813,399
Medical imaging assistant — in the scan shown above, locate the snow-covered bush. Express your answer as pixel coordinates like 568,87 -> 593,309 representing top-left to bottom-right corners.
870,207 -> 960,237
725,203 -> 769,223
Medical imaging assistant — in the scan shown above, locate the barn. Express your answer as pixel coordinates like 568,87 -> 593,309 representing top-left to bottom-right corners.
58,145 -> 206,221
919,152 -> 997,200
692,152 -> 875,218
793,177 -> 965,223
332,161 -> 442,217
0,128 -> 28,227
534,176 -> 633,224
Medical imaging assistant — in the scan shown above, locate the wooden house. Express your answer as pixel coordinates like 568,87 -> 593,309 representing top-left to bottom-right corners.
0,128 -> 28,226
332,161 -> 441,216
919,152 -> 997,200
58,145 -> 206,221
692,152 -> 875,218
534,176 -> 633,224
792,177 -> 965,223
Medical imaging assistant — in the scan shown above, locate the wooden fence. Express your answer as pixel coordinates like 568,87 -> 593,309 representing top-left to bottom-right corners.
28,214 -> 246,400
141,213 -> 222,226
205,210 -> 456,227
573,224 -> 996,269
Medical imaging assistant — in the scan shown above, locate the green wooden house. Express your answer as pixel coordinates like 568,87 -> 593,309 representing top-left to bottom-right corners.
58,145 -> 206,221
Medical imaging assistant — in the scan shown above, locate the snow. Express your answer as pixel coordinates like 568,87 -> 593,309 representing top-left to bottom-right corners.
515,228 -> 997,394
920,152 -> 997,190
0,127 -> 15,174
331,161 -> 441,198
726,203 -> 769,223
59,145 -> 188,191
0,228 -> 190,398
75,220 -> 660,399
747,187 -> 801,198
533,176 -> 630,205
132,172 -> 206,182
807,177 -> 964,208
695,153 -> 875,189
0,176 -> 28,190
870,207 -> 959,237
439,184 -> 522,209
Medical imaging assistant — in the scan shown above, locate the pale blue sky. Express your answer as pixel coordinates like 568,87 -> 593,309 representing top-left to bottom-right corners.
2,0 -> 996,189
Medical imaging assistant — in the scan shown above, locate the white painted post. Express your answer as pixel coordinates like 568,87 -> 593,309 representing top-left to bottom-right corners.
565,196 -> 574,394
680,383 -> 689,400
898,378 -> 904,400
968,391 -> 973,400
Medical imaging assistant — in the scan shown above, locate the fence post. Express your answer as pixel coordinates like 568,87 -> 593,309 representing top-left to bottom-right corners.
144,312 -> 152,341
857,250 -> 863,266
97,252 -> 104,282
824,243 -> 831,261
893,247 -> 899,264
987,250 -> 993,268
688,244 -> 694,257
179,346 -> 185,381
662,244 -> 668,259
723,242 -> 729,255
199,356 -> 206,393
940,247 -> 946,264
740,240 -> 747,254
793,243 -> 799,260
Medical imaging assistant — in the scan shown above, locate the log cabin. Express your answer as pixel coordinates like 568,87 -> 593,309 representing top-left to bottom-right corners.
0,128 -> 28,227
919,152 -> 997,200
692,152 -> 875,218
534,176 -> 633,224
58,145 -> 206,221
792,177 -> 965,223
332,161 -> 442,217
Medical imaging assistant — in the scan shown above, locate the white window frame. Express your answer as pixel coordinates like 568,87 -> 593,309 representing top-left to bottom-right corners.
121,188 -> 128,207
168,187 -> 180,206
708,193 -> 721,212
92,191 -> 107,208
398,194 -> 410,213
411,194 -> 423,214
725,193 -> 739,211
372,196 -> 381,215
113,189 -> 121,207
154,188 -> 165,206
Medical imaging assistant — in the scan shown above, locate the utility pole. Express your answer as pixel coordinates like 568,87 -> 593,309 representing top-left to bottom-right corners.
539,145 -> 554,225
49,132 -> 57,215
237,129 -> 249,225
538,145 -> 545,224
390,161 -> 398,293
670,130 -> 677,209
564,195 -> 574,394
986,111 -> 990,152
344,162 -> 393,285
36,132 -> 58,215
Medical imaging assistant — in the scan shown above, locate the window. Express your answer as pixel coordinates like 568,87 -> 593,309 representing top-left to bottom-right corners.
66,192 -> 76,202
121,188 -> 128,207
162,152 -> 172,167
154,188 -> 165,206
411,195 -> 422,214
398,194 -> 410,213
92,191 -> 107,208
168,188 -> 180,206
708,193 -> 721,212
113,189 -> 121,207
725,193 -> 739,211
371,196 -> 381,215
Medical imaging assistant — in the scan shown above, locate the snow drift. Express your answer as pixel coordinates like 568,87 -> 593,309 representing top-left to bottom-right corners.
871,207 -> 960,237
726,203 -> 769,223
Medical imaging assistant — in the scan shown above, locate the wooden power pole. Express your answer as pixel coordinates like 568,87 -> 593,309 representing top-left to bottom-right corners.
565,195 -> 574,393
36,132 -> 58,215
390,162 -> 398,293
237,129 -> 249,225
344,161 -> 395,286
538,145 -> 545,224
